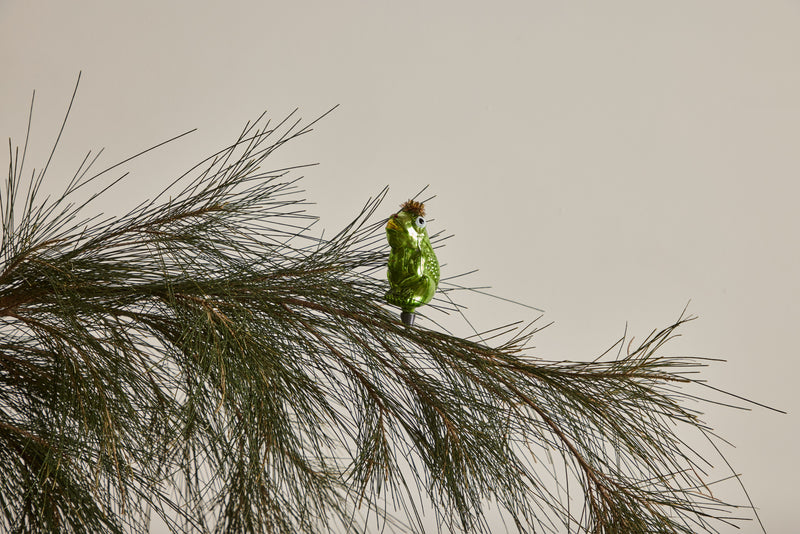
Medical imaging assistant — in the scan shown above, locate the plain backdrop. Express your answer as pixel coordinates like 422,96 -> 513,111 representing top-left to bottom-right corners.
1,1 -> 797,532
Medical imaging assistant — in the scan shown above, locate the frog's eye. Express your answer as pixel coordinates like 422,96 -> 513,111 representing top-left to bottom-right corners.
414,216 -> 426,229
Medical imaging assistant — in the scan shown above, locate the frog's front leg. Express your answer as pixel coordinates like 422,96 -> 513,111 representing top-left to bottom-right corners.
385,272 -> 429,309
386,274 -> 427,311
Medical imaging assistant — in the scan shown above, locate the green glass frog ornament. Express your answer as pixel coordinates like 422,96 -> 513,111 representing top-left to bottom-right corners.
385,200 -> 440,326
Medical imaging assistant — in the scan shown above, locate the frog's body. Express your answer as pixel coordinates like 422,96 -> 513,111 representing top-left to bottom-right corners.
385,200 -> 439,326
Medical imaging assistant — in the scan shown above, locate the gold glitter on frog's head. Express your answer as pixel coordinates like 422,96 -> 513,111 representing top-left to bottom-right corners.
399,199 -> 425,218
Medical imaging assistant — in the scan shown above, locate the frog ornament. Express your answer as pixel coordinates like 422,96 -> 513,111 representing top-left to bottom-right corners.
385,200 -> 440,326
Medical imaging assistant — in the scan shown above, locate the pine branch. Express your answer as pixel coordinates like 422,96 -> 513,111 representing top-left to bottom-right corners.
0,82 -> 779,533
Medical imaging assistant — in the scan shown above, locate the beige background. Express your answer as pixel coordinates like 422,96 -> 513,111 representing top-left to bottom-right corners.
1,1 -> 797,532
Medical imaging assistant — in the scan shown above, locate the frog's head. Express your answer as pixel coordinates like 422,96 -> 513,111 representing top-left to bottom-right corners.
386,200 -> 428,249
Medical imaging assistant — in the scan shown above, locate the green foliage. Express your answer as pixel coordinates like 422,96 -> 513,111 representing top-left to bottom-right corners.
0,81 -> 775,533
